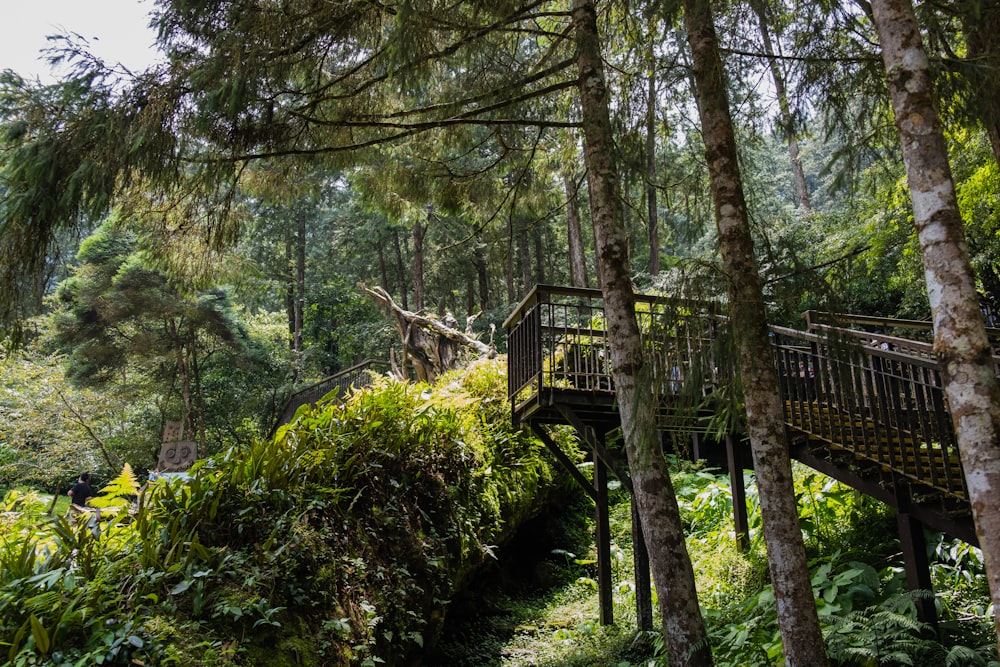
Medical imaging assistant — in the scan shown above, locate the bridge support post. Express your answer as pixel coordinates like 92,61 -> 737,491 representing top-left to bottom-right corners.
726,435 -> 751,551
536,412 -> 628,627
631,497 -> 653,630
594,436 -> 614,625
895,480 -> 938,631
691,431 -> 703,462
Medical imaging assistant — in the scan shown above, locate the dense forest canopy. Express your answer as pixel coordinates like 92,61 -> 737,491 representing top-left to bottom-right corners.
3,0 -> 1000,664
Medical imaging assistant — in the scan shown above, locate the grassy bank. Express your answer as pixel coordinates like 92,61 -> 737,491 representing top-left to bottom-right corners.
0,359 -> 577,666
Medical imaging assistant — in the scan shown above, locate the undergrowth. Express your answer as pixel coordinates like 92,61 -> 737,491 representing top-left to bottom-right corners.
433,459 -> 998,667
1,357 -> 996,666
0,358 -> 578,666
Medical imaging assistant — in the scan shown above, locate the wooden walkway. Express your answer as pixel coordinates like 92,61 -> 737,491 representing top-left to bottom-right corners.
272,359 -> 389,431
504,285 -> 995,626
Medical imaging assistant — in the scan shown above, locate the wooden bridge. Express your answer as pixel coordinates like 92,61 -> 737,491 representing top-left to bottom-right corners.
504,285 -> 995,628
273,359 -> 389,432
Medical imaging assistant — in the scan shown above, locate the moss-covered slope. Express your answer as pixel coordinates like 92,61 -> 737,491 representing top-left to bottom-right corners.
0,358 -> 577,666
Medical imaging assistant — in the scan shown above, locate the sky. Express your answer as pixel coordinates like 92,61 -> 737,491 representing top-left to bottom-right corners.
1,0 -> 161,82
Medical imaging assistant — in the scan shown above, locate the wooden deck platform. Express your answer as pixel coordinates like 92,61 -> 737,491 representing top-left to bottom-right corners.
503,285 -> 993,626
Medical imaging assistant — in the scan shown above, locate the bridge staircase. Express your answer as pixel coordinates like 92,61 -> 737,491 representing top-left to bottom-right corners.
273,359 -> 389,432
504,285 -> 995,628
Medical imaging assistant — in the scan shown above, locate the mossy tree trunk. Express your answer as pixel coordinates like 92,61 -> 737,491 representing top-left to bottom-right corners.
682,0 -> 828,664
871,0 -> 1000,651
572,0 -> 712,664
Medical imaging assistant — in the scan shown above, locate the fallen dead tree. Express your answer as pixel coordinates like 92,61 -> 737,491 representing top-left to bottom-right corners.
363,285 -> 495,383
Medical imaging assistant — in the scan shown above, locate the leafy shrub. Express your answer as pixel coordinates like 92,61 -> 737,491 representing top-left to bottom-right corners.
0,358 -> 571,665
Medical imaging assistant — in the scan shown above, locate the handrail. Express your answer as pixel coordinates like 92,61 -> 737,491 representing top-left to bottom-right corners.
803,310 -> 934,332
771,325 -> 966,499
769,324 -> 939,368
504,284 -> 722,331
275,359 -> 390,428
804,310 -> 1000,340
507,289 -> 972,503
284,359 -> 389,402
505,287 -> 725,415
504,285 -> 600,330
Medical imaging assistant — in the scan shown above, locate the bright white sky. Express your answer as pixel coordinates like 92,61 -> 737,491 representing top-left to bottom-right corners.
1,0 -> 161,82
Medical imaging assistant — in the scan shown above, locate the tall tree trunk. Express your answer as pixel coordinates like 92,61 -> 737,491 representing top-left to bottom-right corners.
622,172 -> 634,261
870,0 -> 1000,648
393,229 -> 409,311
169,318 -> 194,443
572,1 -> 711,664
189,324 -> 206,449
749,0 -> 811,212
465,276 -> 475,318
475,238 -> 492,310
647,68 -> 661,276
534,226 -> 546,285
682,1 -> 828,665
564,170 -> 590,287
285,236 -> 295,350
413,215 -> 427,311
505,232 -> 516,305
294,210 -> 306,383
517,223 -> 532,293
962,2 -> 1000,168
377,238 -> 390,291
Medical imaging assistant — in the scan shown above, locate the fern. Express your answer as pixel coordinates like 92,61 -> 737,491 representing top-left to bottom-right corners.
89,463 -> 140,513
825,591 -> 936,665
944,644 -> 999,667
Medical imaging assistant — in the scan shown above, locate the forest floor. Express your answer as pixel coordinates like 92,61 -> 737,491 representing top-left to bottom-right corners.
427,578 -> 651,667
427,491 -> 655,667
428,462 -> 999,667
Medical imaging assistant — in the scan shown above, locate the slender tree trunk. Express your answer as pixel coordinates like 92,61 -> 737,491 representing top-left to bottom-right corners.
962,2 -> 1000,168
505,230 -> 516,305
517,224 -> 532,293
465,276 -> 475,318
870,0 -> 1000,649
393,229 -> 409,311
622,172 -> 633,261
285,236 -> 295,350
413,215 -> 427,311
647,68 -> 660,276
564,170 -> 589,287
682,1 -> 828,665
294,210 -> 306,383
750,0 -> 811,212
572,1 -> 711,664
169,317 -> 194,443
474,239 -> 492,310
189,326 -> 206,449
534,226 -> 546,285
377,238 -> 390,291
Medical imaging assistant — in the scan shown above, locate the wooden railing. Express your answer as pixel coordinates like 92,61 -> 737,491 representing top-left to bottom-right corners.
504,285 -> 724,413
771,326 -> 966,499
505,289 -> 976,503
275,359 -> 389,427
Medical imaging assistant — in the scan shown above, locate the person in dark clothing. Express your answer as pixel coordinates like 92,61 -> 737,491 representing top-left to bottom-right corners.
68,472 -> 94,506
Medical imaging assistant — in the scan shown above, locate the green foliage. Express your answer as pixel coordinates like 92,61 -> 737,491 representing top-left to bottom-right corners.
0,357 -> 566,665
88,463 -> 139,514
0,337 -> 118,490
435,461 -> 995,666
